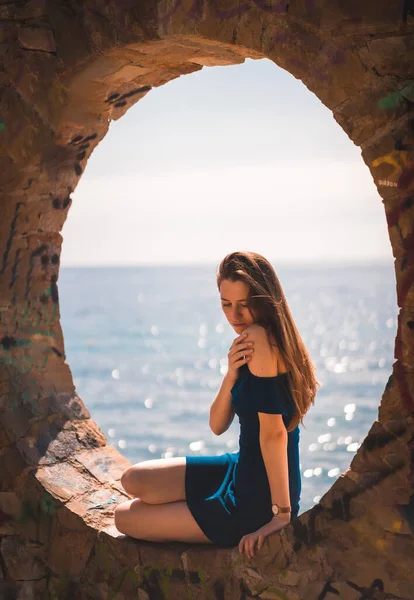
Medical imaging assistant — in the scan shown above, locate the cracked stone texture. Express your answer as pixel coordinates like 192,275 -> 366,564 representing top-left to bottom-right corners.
0,0 -> 413,598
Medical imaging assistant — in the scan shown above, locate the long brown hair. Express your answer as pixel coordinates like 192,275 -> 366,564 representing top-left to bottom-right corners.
216,251 -> 320,432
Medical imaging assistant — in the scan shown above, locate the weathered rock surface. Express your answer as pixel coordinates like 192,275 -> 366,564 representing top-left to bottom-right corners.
0,0 -> 413,598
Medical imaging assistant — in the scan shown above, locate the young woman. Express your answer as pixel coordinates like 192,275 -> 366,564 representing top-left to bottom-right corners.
114,251 -> 319,557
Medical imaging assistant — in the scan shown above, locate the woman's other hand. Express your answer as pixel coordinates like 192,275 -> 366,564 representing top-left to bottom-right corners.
238,515 -> 290,559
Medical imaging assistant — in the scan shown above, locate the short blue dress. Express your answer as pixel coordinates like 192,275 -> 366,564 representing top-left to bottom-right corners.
185,362 -> 301,547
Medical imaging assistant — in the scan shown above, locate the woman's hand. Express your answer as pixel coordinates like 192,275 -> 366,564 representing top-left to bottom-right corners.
238,515 -> 291,559
226,332 -> 254,382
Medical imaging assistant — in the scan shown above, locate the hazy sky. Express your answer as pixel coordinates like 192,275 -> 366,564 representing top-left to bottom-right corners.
61,57 -> 392,267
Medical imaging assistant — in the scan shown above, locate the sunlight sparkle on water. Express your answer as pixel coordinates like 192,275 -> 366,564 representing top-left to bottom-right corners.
337,436 -> 353,444
325,356 -> 349,373
304,468 -> 324,478
328,468 -> 340,477
327,418 -> 336,426
344,403 -> 356,421
199,324 -> 208,336
189,440 -> 205,452
162,446 -> 178,459
219,357 -> 228,375
347,442 -> 360,452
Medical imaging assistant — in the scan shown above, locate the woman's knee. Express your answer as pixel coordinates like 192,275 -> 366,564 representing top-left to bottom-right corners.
120,465 -> 148,495
114,501 -> 129,533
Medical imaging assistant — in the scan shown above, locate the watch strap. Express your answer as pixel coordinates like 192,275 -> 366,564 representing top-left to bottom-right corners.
272,503 -> 291,514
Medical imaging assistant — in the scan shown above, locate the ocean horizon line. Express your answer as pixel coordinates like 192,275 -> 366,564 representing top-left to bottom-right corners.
61,259 -> 393,269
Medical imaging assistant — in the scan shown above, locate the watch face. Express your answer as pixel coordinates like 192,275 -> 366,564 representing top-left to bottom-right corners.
272,505 -> 279,515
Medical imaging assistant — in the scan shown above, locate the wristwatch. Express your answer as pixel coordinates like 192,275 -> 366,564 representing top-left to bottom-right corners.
272,503 -> 291,517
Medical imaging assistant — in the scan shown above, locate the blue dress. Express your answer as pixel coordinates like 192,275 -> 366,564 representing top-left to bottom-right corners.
185,362 -> 301,547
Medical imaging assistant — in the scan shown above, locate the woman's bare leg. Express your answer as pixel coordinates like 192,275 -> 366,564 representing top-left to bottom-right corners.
114,497 -> 214,544
120,457 -> 187,504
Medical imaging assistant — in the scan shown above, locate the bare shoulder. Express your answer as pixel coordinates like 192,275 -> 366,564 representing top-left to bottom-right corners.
244,324 -> 281,376
243,324 -> 271,346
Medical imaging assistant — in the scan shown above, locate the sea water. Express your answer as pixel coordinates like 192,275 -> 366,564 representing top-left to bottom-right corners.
59,262 -> 397,514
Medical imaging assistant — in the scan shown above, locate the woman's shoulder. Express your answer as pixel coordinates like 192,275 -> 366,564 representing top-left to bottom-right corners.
242,323 -> 271,348
243,324 -> 287,376
242,323 -> 266,336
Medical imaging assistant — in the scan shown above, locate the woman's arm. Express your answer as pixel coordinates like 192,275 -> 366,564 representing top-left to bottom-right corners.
245,324 -> 291,509
259,430 -> 291,513
239,431 -> 291,558
209,374 -> 236,435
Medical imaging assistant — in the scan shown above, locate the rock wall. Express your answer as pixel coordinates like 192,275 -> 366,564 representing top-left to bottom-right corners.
0,0 -> 413,598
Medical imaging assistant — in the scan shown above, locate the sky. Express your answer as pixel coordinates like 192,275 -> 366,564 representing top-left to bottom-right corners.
60,57 -> 392,267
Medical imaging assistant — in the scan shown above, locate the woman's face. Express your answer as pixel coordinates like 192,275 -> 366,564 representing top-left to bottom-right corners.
219,279 -> 257,333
